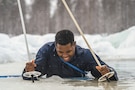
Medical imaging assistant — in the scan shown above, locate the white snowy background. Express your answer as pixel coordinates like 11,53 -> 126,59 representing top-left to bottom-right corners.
0,26 -> 135,64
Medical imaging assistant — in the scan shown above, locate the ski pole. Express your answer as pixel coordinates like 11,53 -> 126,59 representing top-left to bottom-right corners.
61,0 -> 101,66
17,0 -> 31,61
17,0 -> 41,82
61,0 -> 114,82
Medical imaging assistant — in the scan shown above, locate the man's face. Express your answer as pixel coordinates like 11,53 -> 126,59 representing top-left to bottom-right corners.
56,42 -> 76,62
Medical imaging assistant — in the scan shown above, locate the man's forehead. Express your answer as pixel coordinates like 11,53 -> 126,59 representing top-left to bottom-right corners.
56,43 -> 72,47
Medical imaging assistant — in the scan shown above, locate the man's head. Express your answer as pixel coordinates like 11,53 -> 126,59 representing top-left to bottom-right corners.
55,29 -> 74,45
55,29 -> 76,62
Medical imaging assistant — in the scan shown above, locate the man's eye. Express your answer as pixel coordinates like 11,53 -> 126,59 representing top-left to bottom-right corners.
59,51 -> 63,54
66,51 -> 72,53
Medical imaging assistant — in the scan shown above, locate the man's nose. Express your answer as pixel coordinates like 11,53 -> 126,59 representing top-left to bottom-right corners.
62,53 -> 68,57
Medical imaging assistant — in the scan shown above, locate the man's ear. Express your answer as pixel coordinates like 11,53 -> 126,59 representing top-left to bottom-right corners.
74,41 -> 76,46
55,42 -> 57,47
72,41 -> 76,46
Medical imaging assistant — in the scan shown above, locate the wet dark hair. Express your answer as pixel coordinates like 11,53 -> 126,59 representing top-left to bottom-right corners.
55,29 -> 74,45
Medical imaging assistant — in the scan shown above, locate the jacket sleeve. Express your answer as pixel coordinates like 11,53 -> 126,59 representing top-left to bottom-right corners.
90,54 -> 118,81
83,49 -> 118,81
91,66 -> 118,81
22,43 -> 51,80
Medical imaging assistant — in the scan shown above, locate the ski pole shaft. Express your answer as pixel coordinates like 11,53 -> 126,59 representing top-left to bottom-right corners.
17,0 -> 31,61
61,0 -> 101,66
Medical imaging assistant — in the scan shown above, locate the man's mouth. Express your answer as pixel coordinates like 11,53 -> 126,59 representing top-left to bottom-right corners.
63,57 -> 70,62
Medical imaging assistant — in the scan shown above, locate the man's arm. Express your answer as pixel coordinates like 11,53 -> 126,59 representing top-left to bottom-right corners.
95,65 -> 118,81
90,55 -> 118,81
22,43 -> 52,80
22,60 -> 39,80
86,51 -> 118,81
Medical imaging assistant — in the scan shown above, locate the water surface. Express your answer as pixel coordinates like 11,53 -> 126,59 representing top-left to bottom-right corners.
0,60 -> 135,90
63,59 -> 135,90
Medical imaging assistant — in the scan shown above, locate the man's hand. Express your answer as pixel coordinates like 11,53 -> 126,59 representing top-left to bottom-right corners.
25,60 -> 37,72
96,65 -> 110,75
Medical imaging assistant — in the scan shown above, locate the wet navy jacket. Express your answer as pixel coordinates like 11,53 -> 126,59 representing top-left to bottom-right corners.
22,42 -> 118,80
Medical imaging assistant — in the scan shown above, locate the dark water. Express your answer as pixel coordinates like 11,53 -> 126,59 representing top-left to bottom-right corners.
63,60 -> 135,90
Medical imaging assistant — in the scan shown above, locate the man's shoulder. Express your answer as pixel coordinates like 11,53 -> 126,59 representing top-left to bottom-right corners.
39,42 -> 55,51
76,45 -> 89,51
76,45 -> 89,55
42,42 -> 55,47
46,42 -> 55,46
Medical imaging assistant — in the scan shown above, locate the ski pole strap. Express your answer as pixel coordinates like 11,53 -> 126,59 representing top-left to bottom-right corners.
59,57 -> 87,75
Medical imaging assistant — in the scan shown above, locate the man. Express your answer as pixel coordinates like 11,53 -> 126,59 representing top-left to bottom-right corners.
22,29 -> 118,81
